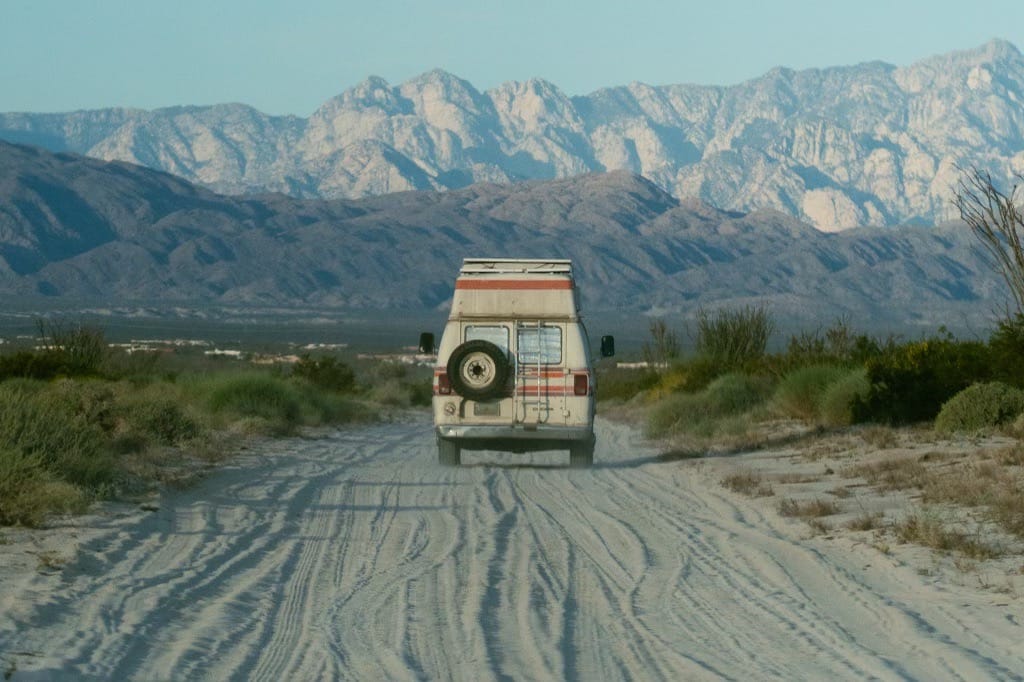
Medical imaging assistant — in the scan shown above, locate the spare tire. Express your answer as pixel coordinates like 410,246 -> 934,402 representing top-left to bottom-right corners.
447,340 -> 510,401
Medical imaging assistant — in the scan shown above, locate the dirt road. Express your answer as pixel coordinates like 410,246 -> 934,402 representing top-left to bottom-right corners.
2,415 -> 1022,680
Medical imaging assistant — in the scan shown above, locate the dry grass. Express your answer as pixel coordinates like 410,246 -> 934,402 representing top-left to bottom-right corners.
28,549 -> 68,572
894,513 -> 1002,559
846,511 -> 885,531
844,447 -> 1024,541
828,486 -> 854,498
778,497 -> 840,518
921,463 -> 1024,538
772,473 -> 824,484
806,518 -> 832,535
859,426 -> 899,449
990,443 -> 1024,466
721,470 -> 774,497
844,455 -> 928,491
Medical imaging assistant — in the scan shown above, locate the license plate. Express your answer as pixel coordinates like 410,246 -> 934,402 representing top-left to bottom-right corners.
474,402 -> 500,416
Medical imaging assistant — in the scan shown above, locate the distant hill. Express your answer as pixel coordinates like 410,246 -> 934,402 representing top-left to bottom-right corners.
2,40 -> 1024,232
0,140 -> 1005,329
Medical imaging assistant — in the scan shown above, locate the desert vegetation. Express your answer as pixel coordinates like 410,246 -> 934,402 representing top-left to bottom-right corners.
597,297 -> 1024,558
0,321 -> 430,526
600,308 -> 1024,442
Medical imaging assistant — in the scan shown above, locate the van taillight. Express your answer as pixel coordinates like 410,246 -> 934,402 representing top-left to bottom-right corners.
574,373 -> 589,396
437,372 -> 452,395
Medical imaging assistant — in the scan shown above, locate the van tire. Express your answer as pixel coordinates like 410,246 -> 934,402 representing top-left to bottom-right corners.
438,439 -> 461,466
447,340 -> 510,401
569,438 -> 595,468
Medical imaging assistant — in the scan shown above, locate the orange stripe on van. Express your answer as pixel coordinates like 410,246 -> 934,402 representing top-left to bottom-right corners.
455,279 -> 573,290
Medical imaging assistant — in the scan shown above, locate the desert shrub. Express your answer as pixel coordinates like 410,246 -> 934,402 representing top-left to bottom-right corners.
818,368 -> 870,426
596,367 -> 660,402
642,318 -> 681,367
772,365 -> 848,421
693,305 -> 774,372
119,395 -> 201,445
781,318 -> 892,372
784,317 -> 857,365
0,448 -> 88,526
852,337 -> 992,425
406,378 -> 433,407
101,349 -> 163,383
206,373 -> 302,431
934,382 -> 1024,434
647,392 -> 705,437
703,372 -> 774,415
367,378 -> 412,407
291,382 -> 371,425
989,314 -> 1024,387
647,372 -> 771,437
36,320 -> 108,376
45,378 -> 119,434
291,354 -> 356,393
0,349 -> 67,381
650,356 -> 727,397
0,383 -> 116,489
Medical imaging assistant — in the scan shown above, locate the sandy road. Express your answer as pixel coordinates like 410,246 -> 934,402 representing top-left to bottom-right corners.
1,414 -> 1022,680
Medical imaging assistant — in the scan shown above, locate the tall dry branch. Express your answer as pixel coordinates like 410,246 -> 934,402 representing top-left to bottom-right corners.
953,168 -> 1024,315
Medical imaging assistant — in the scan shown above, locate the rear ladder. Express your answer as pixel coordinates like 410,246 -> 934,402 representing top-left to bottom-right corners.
513,321 -> 550,424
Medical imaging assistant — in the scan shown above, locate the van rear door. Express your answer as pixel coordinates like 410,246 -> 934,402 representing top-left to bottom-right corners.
513,321 -> 568,426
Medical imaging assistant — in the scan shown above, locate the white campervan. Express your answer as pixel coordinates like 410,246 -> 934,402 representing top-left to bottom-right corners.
423,258 -> 614,467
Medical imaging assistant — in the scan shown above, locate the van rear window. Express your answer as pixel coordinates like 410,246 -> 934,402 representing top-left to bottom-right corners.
465,325 -> 509,353
518,326 -> 562,365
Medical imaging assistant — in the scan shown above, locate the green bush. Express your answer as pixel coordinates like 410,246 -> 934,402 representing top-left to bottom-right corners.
694,305 -> 775,372
406,378 -> 433,407
291,355 -> 356,393
703,372 -> 774,415
206,374 -> 302,431
989,314 -> 1024,387
818,368 -> 870,426
0,350 -> 67,381
650,356 -> 729,397
120,395 -> 200,446
780,318 -> 893,372
46,379 -> 118,434
367,378 -> 413,407
852,337 -> 992,424
647,372 -> 772,437
0,383 -> 116,489
647,392 -> 706,437
282,380 -> 364,425
934,382 -> 1024,434
772,365 -> 848,421
0,448 -> 87,526
596,367 -> 660,401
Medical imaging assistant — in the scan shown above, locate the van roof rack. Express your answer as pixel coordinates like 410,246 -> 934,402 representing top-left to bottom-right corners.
460,258 -> 573,275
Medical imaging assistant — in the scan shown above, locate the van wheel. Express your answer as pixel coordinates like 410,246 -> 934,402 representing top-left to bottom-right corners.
447,340 -> 510,401
569,438 -> 594,468
438,439 -> 461,466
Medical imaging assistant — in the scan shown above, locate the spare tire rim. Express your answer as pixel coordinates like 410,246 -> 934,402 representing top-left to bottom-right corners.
460,351 -> 496,388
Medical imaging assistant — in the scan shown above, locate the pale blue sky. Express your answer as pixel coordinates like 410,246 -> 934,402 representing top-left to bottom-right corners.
3,0 -> 1023,115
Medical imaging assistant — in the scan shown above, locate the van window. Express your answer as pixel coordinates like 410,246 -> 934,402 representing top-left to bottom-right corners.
517,326 -> 562,365
465,325 -> 509,353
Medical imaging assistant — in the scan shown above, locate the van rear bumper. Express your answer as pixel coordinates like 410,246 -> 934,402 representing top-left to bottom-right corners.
436,424 -> 593,453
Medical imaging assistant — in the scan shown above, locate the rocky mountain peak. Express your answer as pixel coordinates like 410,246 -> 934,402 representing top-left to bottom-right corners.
4,40 -> 1024,231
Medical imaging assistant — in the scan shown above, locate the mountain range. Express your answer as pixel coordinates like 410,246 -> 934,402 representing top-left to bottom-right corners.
2,40 -> 1024,232
0,140 -> 1003,329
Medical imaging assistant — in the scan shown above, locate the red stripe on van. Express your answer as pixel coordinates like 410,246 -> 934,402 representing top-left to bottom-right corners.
455,279 -> 573,290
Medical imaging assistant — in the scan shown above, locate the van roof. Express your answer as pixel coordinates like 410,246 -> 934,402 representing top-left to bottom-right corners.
460,259 -> 573,275
452,258 -> 579,319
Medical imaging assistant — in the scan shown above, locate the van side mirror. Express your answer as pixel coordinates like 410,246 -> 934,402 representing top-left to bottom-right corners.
418,332 -> 435,355
600,335 -> 615,357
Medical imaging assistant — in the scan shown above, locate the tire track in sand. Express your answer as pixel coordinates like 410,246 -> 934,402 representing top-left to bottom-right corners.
2,415 -> 1023,680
